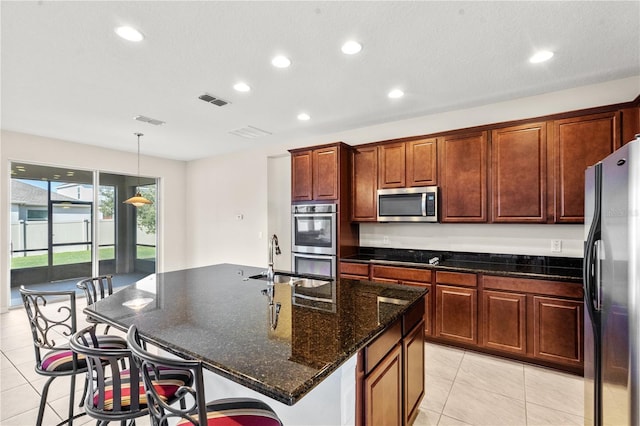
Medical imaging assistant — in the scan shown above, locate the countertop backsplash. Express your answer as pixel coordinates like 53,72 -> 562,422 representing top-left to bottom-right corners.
359,222 -> 584,258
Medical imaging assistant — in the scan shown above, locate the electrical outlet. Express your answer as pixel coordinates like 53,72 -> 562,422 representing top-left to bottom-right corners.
382,236 -> 390,245
551,239 -> 562,253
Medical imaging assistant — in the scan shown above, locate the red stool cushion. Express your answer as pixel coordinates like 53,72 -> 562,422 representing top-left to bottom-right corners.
176,398 -> 282,426
40,335 -> 127,372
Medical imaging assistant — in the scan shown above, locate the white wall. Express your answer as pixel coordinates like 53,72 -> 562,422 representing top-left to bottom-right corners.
0,130 -> 187,312
360,223 -> 584,257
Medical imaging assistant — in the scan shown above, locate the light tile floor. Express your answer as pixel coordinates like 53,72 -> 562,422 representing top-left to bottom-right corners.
414,343 -> 584,426
1,303 -> 584,425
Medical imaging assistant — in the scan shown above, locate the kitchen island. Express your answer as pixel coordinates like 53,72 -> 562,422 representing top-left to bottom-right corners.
85,263 -> 427,425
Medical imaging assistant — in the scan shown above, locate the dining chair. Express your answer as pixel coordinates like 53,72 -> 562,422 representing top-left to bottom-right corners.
127,325 -> 283,426
20,286 -> 126,426
69,325 -> 193,426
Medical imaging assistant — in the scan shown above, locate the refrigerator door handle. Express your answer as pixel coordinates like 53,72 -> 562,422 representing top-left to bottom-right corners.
593,239 -> 602,312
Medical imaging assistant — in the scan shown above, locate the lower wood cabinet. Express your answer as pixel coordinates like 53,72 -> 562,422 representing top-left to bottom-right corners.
403,320 -> 425,425
482,290 -> 527,355
532,296 -> 583,366
435,285 -> 477,344
360,299 -> 425,426
364,344 -> 403,426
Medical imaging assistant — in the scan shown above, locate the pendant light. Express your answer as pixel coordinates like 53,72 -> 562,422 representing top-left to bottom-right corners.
124,132 -> 153,207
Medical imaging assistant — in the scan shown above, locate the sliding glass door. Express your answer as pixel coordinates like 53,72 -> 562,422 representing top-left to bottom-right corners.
9,163 -> 158,306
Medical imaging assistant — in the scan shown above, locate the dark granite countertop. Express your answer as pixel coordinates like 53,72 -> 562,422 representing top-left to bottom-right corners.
341,247 -> 583,283
85,263 -> 427,406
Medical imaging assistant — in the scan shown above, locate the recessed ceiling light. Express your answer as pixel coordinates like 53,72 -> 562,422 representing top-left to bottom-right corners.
341,40 -> 362,55
388,89 -> 404,99
297,113 -> 311,121
529,50 -> 554,64
115,26 -> 144,42
271,55 -> 291,68
233,82 -> 251,92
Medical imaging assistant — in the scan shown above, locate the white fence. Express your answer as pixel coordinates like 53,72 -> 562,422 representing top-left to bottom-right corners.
11,219 -> 155,256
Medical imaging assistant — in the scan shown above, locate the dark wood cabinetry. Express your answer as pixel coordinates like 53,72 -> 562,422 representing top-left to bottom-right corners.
532,296 -> 583,367
482,290 -> 527,355
290,143 -> 351,202
364,343 -> 402,426
359,299 -> 426,426
553,112 -> 620,222
291,150 -> 313,201
406,138 -> 437,187
403,320 -> 425,425
434,271 -> 478,344
439,132 -> 488,222
378,142 -> 406,189
491,123 -> 547,223
313,146 -> 339,200
352,146 -> 378,222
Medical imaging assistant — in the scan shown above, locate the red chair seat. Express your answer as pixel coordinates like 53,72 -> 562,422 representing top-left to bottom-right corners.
41,334 -> 127,372
95,366 -> 192,410
176,398 -> 283,426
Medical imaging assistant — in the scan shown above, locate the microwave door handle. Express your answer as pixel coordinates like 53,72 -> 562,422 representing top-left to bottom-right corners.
421,193 -> 427,216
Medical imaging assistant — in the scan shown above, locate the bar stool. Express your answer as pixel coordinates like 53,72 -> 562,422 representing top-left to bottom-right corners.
69,326 -> 194,425
77,275 -> 117,334
19,287 -> 126,426
127,325 -> 283,426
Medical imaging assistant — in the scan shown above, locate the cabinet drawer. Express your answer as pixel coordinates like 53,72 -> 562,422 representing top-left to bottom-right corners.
371,265 -> 431,283
365,321 -> 402,374
435,271 -> 477,287
340,262 -> 370,278
483,275 -> 583,299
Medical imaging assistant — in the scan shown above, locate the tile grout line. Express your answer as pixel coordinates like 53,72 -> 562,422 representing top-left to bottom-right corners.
437,347 -> 467,424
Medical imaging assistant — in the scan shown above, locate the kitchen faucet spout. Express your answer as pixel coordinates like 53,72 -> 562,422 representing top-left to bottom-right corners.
266,234 -> 281,282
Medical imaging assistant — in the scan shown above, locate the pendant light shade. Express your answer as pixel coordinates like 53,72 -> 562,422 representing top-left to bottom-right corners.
124,132 -> 153,207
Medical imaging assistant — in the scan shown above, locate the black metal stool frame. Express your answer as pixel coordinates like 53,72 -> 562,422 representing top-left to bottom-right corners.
20,286 -> 88,426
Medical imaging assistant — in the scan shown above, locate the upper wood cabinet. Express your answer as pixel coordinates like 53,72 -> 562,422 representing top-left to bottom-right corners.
291,143 -> 349,202
491,122 -> 547,223
291,150 -> 313,201
352,146 -> 378,221
621,106 -> 640,144
439,132 -> 488,222
378,138 -> 438,190
378,142 -> 406,188
553,112 -> 620,222
407,138 -> 438,187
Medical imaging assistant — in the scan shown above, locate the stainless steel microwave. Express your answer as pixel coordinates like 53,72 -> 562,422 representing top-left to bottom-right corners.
377,186 -> 439,222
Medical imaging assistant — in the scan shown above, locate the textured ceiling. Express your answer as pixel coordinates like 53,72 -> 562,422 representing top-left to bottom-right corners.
2,1 -> 639,161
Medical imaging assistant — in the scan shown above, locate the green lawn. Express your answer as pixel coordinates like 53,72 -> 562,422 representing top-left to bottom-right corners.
11,246 -> 156,269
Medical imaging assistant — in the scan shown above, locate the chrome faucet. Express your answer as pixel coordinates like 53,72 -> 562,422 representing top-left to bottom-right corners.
266,234 -> 281,282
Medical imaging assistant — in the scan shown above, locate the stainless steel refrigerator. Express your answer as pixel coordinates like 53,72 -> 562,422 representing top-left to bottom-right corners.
584,134 -> 640,425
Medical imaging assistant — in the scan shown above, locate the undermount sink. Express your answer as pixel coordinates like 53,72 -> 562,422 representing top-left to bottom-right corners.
249,272 -> 331,288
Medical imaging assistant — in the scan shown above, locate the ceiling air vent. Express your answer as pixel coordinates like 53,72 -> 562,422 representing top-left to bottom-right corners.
134,115 -> 165,126
199,93 -> 230,107
229,125 -> 272,139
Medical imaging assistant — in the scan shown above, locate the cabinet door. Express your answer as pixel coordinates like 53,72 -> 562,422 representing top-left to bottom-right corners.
407,138 -> 437,187
313,146 -> 339,200
482,290 -> 526,355
435,285 -> 477,344
364,344 -> 402,426
291,150 -> 313,201
440,132 -> 488,222
553,112 -> 620,222
532,296 -> 583,367
378,143 -> 406,189
403,320 -> 425,426
491,123 -> 547,223
352,146 -> 378,221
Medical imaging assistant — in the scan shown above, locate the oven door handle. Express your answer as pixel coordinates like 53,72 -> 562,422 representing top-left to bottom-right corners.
293,253 -> 335,260
293,213 -> 335,218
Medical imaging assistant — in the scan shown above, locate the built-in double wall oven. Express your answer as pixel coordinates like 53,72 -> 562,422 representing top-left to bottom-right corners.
291,204 -> 337,278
